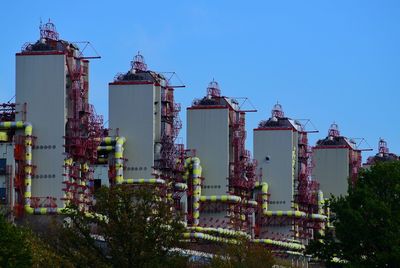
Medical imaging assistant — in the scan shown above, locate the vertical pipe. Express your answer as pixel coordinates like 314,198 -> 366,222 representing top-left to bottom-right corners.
191,157 -> 202,226
114,137 -> 125,185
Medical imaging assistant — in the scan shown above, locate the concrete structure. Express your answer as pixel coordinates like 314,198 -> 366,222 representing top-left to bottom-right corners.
16,52 -> 68,207
313,123 -> 361,197
187,108 -> 230,195
109,82 -> 161,180
253,104 -> 302,241
187,87 -> 237,228
109,53 -> 181,181
187,80 -> 256,231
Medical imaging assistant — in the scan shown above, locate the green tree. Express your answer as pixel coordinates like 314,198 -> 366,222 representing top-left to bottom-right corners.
48,185 -> 187,268
0,208 -> 71,268
307,161 -> 400,267
0,214 -> 32,267
27,231 -> 74,268
209,239 -> 275,268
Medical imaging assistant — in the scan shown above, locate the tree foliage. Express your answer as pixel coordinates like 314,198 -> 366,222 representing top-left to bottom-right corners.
209,239 -> 275,268
0,214 -> 32,267
307,161 -> 400,267
48,185 -> 187,268
0,209 -> 72,268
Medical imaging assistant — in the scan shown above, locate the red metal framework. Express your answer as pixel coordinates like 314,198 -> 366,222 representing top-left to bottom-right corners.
63,48 -> 103,207
349,148 -> 361,187
296,128 -> 322,240
156,83 -> 184,179
40,19 -> 59,41
131,52 -> 147,72
328,122 -> 340,137
31,196 -> 58,209
160,98 -> 185,212
271,103 -> 284,118
228,109 -> 258,232
199,202 -> 231,228
206,79 -> 221,98
296,130 -> 318,207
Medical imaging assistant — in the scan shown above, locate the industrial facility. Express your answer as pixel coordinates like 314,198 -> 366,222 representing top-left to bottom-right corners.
312,123 -> 362,197
0,21 -> 397,259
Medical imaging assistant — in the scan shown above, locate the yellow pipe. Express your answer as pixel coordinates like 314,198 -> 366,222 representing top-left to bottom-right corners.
63,158 -> 73,206
1,121 -> 96,215
124,178 -> 165,185
182,232 -> 305,251
98,136 -> 132,185
187,226 -> 250,239
254,181 -> 309,218
185,157 -> 202,226
0,121 -> 37,214
253,239 -> 305,250
182,232 -> 238,244
0,131 -> 8,141
255,181 -> 269,214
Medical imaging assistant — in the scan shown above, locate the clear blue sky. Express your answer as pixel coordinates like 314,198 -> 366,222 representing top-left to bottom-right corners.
1,1 -> 399,161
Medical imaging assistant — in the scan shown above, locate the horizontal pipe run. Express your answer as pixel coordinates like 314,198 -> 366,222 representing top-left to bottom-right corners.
182,232 -> 238,244
244,200 -> 258,207
252,239 -> 305,250
264,211 -> 307,218
123,178 -> 166,185
187,226 -> 250,239
97,145 -> 114,151
200,195 -> 242,203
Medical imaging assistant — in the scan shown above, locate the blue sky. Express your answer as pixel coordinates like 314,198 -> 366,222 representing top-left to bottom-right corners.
1,1 -> 399,160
